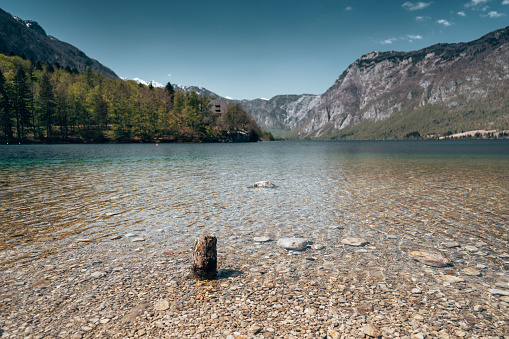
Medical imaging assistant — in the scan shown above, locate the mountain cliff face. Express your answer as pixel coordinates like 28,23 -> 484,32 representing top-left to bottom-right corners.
235,94 -> 320,136
0,8 -> 118,79
236,26 -> 509,139
296,26 -> 509,138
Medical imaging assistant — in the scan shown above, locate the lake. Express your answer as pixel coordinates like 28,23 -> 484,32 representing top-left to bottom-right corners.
1,140 -> 509,338
1,140 -> 508,264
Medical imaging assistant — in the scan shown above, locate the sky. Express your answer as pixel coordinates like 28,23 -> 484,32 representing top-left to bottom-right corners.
2,0 -> 508,100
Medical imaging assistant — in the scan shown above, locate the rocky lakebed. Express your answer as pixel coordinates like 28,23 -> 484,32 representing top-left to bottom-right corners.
1,218 -> 508,339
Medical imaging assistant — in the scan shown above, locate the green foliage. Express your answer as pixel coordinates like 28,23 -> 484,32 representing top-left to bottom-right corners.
0,53 -> 266,143
218,103 -> 263,141
329,91 -> 509,140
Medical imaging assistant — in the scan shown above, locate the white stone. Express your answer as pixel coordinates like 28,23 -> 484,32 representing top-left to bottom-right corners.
341,238 -> 368,247
253,237 -> 271,243
253,181 -> 275,188
412,288 -> 422,294
131,237 -> 145,242
277,238 -> 309,251
463,245 -> 478,252
125,233 -> 137,238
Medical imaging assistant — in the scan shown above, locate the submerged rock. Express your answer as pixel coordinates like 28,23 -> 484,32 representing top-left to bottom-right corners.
410,251 -> 452,267
341,238 -> 368,247
441,241 -> 460,248
277,238 -> 309,251
488,289 -> 509,296
440,275 -> 465,283
461,267 -> 481,276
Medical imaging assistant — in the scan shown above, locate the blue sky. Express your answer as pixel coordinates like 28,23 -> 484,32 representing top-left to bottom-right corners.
2,0 -> 508,99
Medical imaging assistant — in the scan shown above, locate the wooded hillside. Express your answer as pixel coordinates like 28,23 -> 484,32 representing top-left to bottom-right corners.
0,53 -> 272,143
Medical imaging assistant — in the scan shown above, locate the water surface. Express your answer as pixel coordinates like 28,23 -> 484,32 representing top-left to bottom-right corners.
0,140 -> 508,269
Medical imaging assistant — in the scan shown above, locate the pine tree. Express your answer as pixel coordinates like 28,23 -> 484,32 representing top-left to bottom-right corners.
0,71 -> 13,140
11,67 -> 31,141
39,72 -> 56,140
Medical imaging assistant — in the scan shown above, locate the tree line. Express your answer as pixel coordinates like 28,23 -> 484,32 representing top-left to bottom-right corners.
0,53 -> 272,143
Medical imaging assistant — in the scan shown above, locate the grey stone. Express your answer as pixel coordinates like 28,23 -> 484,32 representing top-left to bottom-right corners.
410,251 -> 451,267
277,238 -> 309,251
253,237 -> 271,243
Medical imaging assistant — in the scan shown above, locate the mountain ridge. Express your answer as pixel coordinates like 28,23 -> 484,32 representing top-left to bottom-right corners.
229,26 -> 509,139
0,8 -> 118,79
295,25 -> 509,139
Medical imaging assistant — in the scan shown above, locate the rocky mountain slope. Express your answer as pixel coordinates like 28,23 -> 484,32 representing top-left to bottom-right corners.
235,95 -> 320,136
237,26 -> 509,139
0,8 -> 118,79
294,26 -> 509,139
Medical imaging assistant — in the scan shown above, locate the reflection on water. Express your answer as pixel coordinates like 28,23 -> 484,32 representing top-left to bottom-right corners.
0,140 -> 508,270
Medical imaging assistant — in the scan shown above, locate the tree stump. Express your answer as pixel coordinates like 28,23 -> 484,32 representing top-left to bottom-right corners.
192,235 -> 217,280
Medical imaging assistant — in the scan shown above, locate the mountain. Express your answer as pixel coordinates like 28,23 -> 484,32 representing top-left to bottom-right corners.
235,95 -> 320,137
130,77 -> 225,98
171,84 -> 224,98
0,8 -> 118,79
238,26 -> 509,139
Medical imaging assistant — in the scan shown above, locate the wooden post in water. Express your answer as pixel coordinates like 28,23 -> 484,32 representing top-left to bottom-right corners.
192,235 -> 217,280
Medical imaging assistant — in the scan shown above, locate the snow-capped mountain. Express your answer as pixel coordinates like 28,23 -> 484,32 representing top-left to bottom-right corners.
132,78 -> 164,88
129,78 -> 224,99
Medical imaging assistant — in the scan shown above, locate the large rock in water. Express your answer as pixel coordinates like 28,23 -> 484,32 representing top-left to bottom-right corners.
253,181 -> 275,188
410,251 -> 452,267
277,238 -> 309,251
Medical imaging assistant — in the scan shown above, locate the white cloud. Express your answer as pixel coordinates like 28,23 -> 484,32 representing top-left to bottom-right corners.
402,2 -> 432,10
415,15 -> 431,21
345,6 -> 353,11
437,19 -> 452,26
168,74 -> 172,77
465,0 -> 490,7
482,10 -> 506,16
458,11 -> 467,16
381,37 -> 397,44
407,34 -> 423,40
503,0 -> 509,5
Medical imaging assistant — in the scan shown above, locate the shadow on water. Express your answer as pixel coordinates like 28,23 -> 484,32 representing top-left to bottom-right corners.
217,268 -> 243,279
187,268 -> 243,281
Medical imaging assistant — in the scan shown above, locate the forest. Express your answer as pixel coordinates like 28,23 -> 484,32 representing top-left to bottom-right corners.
0,53 -> 273,143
